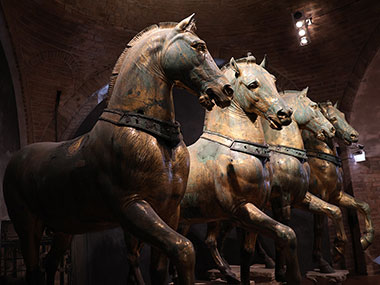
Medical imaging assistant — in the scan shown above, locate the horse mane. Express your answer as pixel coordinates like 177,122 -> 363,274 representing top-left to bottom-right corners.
106,22 -> 178,104
220,53 -> 257,73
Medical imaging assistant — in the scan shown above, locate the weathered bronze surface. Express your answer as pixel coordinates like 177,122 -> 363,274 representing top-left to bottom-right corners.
260,90 -> 348,282
2,15 -> 233,285
177,55 -> 307,285
303,101 -> 373,273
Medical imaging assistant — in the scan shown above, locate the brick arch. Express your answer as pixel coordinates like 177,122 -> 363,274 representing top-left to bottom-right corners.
25,52 -> 77,142
27,50 -> 81,81
0,8 -> 27,146
60,67 -> 111,140
340,20 -> 380,118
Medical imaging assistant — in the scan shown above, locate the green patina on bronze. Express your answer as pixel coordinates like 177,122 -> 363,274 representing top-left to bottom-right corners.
261,89 -> 349,278
303,101 -> 373,273
179,55 -> 306,284
3,15 -> 233,285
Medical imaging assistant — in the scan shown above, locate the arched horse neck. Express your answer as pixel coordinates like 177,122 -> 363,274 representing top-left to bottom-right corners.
302,129 -> 336,155
262,94 -> 304,149
203,97 -> 265,145
106,27 -> 174,122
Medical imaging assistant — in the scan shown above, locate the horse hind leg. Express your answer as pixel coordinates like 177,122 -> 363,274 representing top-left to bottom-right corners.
337,193 -> 374,250
119,200 -> 195,285
313,214 -> 334,273
205,221 -> 239,284
44,233 -> 72,285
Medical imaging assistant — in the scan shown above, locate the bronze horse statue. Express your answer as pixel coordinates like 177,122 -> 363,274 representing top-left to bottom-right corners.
3,15 -> 233,285
260,89 -> 348,282
303,101 -> 374,273
202,88 -> 347,284
124,53 -> 295,284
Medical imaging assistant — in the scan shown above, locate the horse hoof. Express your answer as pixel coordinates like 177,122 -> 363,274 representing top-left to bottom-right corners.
265,257 -> 275,269
319,261 -> 335,274
223,270 -> 240,284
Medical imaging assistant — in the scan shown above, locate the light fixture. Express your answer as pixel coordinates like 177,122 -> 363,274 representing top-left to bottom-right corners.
349,143 -> 366,163
292,11 -> 311,46
296,21 -> 303,28
298,29 -> 306,36
300,37 -> 308,46
353,150 -> 366,163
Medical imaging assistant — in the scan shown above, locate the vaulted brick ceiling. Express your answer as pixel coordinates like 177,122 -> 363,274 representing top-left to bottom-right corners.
1,0 -> 380,143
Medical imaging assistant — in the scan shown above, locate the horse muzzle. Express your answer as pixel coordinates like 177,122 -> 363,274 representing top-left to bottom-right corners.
201,84 -> 233,110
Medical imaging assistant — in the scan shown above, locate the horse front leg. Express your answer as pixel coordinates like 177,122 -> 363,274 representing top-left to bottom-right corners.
233,202 -> 301,285
124,232 -> 145,285
295,192 -> 347,262
336,193 -> 374,250
118,200 -> 195,285
205,221 -> 239,284
312,214 -> 335,273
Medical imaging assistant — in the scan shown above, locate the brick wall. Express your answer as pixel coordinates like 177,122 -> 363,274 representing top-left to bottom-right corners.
349,157 -> 380,275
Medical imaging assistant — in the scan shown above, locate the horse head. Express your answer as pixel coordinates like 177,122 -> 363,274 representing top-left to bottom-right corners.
162,14 -> 233,110
319,101 -> 359,145
290,88 -> 336,141
222,53 -> 292,130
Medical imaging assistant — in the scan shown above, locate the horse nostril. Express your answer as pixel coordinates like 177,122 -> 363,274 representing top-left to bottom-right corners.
351,133 -> 358,139
223,84 -> 234,97
331,127 -> 336,134
277,109 -> 291,119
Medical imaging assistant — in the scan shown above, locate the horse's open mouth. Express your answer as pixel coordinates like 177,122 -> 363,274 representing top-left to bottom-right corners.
267,116 -> 283,130
316,132 -> 326,141
343,138 -> 353,145
204,88 -> 231,109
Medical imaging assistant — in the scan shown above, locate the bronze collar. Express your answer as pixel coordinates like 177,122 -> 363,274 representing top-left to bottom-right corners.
269,145 -> 308,162
99,109 -> 182,145
201,130 -> 269,160
306,150 -> 342,167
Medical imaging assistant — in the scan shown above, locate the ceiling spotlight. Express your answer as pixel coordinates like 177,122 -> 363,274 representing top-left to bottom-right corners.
296,21 -> 303,28
298,29 -> 306,36
292,10 -> 311,46
300,37 -> 308,46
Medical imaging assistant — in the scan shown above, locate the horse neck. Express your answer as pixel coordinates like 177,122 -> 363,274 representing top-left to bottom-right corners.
107,40 -> 174,122
261,95 -> 304,149
302,129 -> 336,155
204,98 -> 265,144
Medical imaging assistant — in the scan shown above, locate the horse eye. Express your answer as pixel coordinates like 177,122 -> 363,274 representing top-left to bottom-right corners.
330,117 -> 337,123
248,81 -> 259,89
311,104 -> 318,109
192,42 -> 206,52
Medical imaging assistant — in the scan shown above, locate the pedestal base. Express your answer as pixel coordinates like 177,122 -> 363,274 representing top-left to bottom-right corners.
207,264 -> 280,284
306,269 -> 349,284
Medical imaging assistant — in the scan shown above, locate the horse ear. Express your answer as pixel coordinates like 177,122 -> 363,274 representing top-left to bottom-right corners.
229,57 -> 241,78
260,54 -> 267,68
299,87 -> 309,98
334,101 -> 338,108
176,13 -> 196,32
